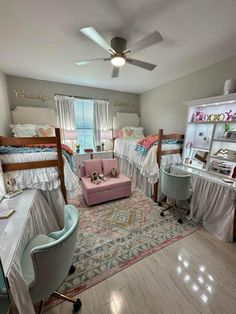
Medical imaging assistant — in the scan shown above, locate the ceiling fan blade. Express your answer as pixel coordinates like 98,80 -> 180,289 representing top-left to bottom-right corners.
125,31 -> 163,54
80,27 -> 116,54
75,58 -> 110,66
111,66 -> 120,78
126,58 -> 157,71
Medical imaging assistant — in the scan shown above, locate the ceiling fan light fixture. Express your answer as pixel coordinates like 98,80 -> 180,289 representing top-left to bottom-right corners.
111,56 -> 125,67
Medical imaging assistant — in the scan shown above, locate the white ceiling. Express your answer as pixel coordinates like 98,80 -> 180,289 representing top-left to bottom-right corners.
1,0 -> 236,93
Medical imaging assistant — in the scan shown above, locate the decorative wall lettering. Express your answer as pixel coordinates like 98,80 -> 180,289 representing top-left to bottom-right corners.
206,113 -> 225,122
14,89 -> 53,102
193,110 -> 235,122
114,100 -> 135,107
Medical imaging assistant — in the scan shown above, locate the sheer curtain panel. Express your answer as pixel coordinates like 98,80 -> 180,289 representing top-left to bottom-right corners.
55,95 -> 76,142
93,99 -> 109,147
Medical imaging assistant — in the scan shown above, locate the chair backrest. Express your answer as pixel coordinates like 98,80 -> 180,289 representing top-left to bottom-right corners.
160,168 -> 192,201
29,205 -> 80,303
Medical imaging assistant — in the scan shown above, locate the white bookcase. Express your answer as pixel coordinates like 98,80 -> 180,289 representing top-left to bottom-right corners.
183,93 -> 236,181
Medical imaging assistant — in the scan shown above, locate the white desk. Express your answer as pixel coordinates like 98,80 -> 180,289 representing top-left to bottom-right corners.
171,165 -> 236,242
0,189 -> 63,314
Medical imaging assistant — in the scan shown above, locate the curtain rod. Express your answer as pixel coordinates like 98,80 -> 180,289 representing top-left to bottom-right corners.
55,93 -> 108,101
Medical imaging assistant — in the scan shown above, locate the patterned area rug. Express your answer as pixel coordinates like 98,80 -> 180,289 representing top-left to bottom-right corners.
45,189 -> 198,311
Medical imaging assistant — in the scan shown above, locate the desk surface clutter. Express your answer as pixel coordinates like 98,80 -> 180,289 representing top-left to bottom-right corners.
172,165 -> 236,242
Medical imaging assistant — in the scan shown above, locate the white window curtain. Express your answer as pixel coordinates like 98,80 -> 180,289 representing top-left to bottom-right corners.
55,95 -> 76,142
93,99 -> 109,148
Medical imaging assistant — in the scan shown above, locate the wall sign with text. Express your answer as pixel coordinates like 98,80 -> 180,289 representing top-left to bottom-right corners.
14,89 -> 53,102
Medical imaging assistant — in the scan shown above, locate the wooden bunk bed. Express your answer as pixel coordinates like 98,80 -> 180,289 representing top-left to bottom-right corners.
153,128 -> 184,202
0,128 -> 67,203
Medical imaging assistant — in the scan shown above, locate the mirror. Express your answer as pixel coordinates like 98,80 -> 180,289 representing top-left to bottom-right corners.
185,149 -> 209,169
0,259 -> 11,314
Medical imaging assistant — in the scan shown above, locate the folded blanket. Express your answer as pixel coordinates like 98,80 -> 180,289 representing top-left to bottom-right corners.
135,139 -> 183,155
15,143 -> 73,155
0,146 -> 76,172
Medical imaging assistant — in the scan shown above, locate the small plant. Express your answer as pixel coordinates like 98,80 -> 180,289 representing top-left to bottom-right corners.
224,124 -> 233,132
76,143 -> 81,153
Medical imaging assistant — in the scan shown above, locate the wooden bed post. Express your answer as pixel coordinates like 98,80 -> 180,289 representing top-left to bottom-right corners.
55,128 -> 67,203
153,128 -> 163,202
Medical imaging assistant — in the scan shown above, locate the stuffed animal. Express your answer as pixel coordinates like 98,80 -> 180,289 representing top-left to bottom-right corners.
109,168 -> 120,178
90,171 -> 101,184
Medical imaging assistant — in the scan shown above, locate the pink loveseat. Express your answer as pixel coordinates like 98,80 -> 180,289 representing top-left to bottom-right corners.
80,161 -> 131,206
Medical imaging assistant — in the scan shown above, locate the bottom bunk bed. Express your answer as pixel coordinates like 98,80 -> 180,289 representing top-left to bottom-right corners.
114,127 -> 184,202
0,128 -> 80,223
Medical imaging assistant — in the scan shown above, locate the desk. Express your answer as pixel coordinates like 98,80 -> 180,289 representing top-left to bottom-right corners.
0,189 -> 63,314
171,165 -> 236,242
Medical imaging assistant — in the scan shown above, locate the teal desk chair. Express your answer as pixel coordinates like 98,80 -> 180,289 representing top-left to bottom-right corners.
159,168 -> 192,224
21,205 -> 81,313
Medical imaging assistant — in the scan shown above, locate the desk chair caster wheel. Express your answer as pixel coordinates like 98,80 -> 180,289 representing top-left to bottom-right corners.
69,264 -> 76,275
158,201 -> 162,207
160,212 -> 165,217
73,298 -> 82,312
177,218 -> 183,224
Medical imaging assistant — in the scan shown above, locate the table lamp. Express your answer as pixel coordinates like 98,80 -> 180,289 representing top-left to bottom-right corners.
101,130 -> 113,151
64,129 -> 77,152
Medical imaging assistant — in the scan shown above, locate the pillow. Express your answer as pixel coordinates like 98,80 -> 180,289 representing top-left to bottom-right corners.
36,125 -> 55,137
83,159 -> 102,178
132,127 -> 144,138
102,158 -> 118,176
10,124 -> 38,137
122,127 -> 135,139
122,126 -> 144,139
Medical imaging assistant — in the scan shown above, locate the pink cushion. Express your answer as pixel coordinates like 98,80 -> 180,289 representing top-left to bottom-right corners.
102,158 -> 118,176
83,159 -> 102,178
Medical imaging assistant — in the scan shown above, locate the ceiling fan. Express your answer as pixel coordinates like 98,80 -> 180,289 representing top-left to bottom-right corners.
76,27 -> 163,78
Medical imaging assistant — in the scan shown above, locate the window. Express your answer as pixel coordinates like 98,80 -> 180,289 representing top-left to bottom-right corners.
74,98 -> 94,151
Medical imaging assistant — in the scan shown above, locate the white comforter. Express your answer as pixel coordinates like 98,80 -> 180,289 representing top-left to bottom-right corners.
0,152 -> 79,197
114,138 -> 182,183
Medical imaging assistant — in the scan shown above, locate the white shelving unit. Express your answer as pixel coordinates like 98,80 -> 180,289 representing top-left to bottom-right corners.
183,93 -> 236,181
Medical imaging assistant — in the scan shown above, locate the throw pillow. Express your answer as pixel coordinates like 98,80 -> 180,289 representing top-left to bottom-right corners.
84,159 -> 102,178
122,127 -> 135,139
10,124 -> 38,137
102,158 -> 118,176
37,125 -> 55,137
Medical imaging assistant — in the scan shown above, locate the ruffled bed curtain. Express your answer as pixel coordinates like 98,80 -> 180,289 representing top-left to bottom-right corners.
93,99 -> 109,148
55,95 -> 76,142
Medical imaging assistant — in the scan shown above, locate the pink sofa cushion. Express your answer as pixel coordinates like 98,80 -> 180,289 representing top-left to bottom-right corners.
102,158 -> 118,176
83,159 -> 102,177
81,174 -> 131,193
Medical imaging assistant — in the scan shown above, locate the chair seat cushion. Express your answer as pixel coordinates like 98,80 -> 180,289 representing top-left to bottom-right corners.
81,174 -> 131,193
21,234 -> 56,286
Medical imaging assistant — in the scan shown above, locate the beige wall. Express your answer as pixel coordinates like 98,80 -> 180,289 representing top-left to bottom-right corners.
7,76 -> 138,129
139,55 -> 236,134
0,70 -> 11,135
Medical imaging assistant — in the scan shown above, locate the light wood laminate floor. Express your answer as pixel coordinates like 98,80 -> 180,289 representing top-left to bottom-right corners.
45,228 -> 236,314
